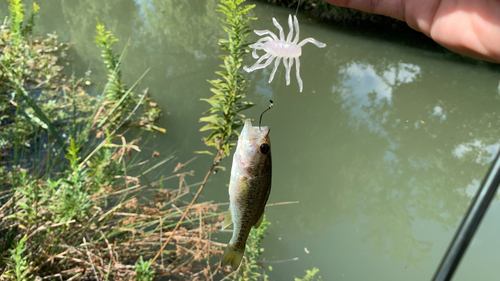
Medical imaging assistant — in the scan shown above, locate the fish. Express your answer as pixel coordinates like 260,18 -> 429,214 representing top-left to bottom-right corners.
221,119 -> 272,270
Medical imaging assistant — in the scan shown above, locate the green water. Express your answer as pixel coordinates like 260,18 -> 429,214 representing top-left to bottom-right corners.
4,0 -> 500,280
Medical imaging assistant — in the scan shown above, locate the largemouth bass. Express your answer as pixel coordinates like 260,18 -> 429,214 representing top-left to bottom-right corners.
221,119 -> 272,270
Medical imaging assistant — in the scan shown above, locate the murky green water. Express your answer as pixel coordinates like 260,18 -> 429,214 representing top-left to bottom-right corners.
5,0 -> 500,280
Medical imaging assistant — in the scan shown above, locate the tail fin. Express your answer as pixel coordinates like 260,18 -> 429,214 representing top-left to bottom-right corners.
221,243 -> 244,270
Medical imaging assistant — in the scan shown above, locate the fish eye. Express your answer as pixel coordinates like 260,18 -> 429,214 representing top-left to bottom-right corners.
260,143 -> 270,155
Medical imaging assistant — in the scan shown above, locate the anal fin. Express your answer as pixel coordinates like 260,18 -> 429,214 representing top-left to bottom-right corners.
254,212 -> 264,228
222,205 -> 233,230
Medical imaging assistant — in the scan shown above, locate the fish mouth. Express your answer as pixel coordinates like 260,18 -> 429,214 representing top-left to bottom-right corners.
235,120 -> 271,178
242,120 -> 269,138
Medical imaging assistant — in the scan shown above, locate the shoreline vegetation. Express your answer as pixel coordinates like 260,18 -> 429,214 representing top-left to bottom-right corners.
0,0 -> 227,279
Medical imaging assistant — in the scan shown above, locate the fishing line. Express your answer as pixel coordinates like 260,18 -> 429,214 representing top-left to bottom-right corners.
270,64 -> 283,103
295,0 -> 303,16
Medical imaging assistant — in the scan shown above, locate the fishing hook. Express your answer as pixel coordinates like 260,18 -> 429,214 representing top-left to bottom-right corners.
259,100 -> 273,132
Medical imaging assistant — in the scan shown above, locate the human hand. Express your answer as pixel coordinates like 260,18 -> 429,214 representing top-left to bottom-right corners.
324,0 -> 500,63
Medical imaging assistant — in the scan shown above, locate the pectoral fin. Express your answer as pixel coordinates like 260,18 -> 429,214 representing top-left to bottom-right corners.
222,205 -> 233,230
254,213 -> 264,228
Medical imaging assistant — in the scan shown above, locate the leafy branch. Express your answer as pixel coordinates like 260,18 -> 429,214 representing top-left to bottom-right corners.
199,0 -> 255,158
94,18 -> 125,102
93,19 -> 164,132
7,0 -> 25,43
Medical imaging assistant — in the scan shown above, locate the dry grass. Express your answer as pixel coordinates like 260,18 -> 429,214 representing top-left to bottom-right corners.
0,148 -> 232,280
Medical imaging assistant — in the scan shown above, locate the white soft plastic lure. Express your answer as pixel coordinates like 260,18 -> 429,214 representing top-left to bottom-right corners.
243,14 -> 326,92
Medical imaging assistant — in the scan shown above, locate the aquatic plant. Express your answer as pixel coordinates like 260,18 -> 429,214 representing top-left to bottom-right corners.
295,267 -> 323,281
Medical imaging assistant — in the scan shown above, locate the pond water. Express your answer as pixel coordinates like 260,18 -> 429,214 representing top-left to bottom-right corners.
4,0 -> 500,280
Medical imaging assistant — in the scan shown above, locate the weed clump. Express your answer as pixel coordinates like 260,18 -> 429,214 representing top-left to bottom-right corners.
1,0 -> 93,152
0,1 -> 223,280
